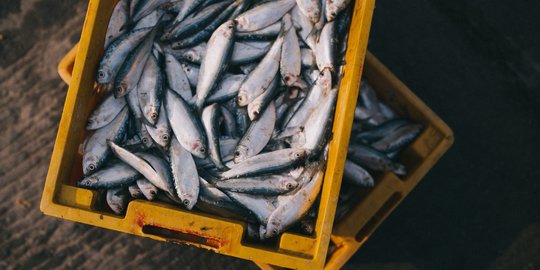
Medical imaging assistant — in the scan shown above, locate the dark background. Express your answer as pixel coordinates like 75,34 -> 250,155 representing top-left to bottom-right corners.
0,0 -> 539,269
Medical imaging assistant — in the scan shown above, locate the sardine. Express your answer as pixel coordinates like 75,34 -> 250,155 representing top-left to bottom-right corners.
220,107 -> 238,138
347,144 -> 406,175
86,94 -> 127,130
206,74 -> 246,104
128,183 -> 144,199
343,160 -> 374,187
169,137 -> 200,209
300,88 -> 337,154
193,20 -> 236,112
225,191 -> 275,224
236,21 -> 281,41
235,0 -> 296,32
104,0 -> 129,49
235,102 -> 276,162
106,188 -> 130,215
221,148 -> 306,179
83,107 -> 130,175
136,178 -> 158,200
145,103 -> 171,148
315,21 -> 336,72
280,14 -> 302,87
164,89 -> 208,159
164,52 -> 193,101
247,78 -> 279,120
202,104 -> 227,170
78,161 -> 140,189
325,0 -> 351,21
214,174 -> 298,195
371,124 -> 423,153
137,54 -> 162,125
296,0 -> 321,23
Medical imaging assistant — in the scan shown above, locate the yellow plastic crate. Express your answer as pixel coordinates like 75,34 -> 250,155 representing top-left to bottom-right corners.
42,0 -> 376,269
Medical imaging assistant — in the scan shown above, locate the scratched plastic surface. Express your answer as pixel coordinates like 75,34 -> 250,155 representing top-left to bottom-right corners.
42,0 -> 376,269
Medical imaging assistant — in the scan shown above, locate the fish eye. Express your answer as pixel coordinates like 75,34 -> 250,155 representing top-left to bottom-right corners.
142,138 -> 149,144
116,86 -> 124,93
88,164 -> 96,171
200,148 -> 206,153
183,199 -> 190,206
98,71 -> 106,79
234,151 -> 241,157
273,229 -> 278,235
286,183 -> 294,189
161,134 -> 169,141
151,112 -> 158,120
150,190 -> 157,195
295,153 -> 301,158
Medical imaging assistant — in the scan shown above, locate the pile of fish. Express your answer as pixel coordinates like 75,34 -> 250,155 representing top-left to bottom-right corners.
335,80 -> 424,221
78,0 -> 354,239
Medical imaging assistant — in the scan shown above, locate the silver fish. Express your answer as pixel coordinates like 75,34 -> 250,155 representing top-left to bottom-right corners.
300,48 -> 315,67
235,102 -> 276,162
236,21 -> 282,41
221,148 -> 306,179
193,20 -> 236,112
225,191 -> 275,224
315,21 -> 336,72
181,62 -> 200,88
108,142 -> 176,195
371,124 -> 423,153
325,0 -> 351,21
86,95 -> 127,130
104,0 -> 129,49
83,107 -> 130,175
113,28 -> 157,97
354,119 -> 409,143
164,52 -> 193,101
343,160 -> 374,187
169,137 -> 200,209
231,41 -> 272,65
169,0 -> 206,29
202,104 -> 227,170
97,27 -> 153,85
78,161 -> 140,189
106,188 -> 130,215
247,78 -> 279,120
138,54 -> 162,125
128,183 -> 144,198
136,178 -> 158,200
206,74 -> 246,104
280,14 -> 302,87
348,144 -> 406,175
291,5 -> 316,50
300,88 -> 337,154
164,89 -> 208,159
145,103 -> 171,148
235,0 -> 296,32
263,169 -> 323,238
168,42 -> 207,64
237,33 -> 284,106
214,174 -> 298,195
220,107 -> 238,138
296,0 -> 321,23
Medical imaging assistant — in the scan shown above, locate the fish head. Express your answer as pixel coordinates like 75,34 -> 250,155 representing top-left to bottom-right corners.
82,155 -> 98,175
78,175 -> 99,188
180,193 -> 197,210
219,20 -> 237,38
96,67 -> 112,84
317,68 -> 333,88
325,4 -> 340,21
308,10 -> 320,24
233,145 -> 248,163
157,129 -> 170,147
289,149 -> 307,160
236,90 -> 250,107
264,221 -> 282,239
114,81 -> 129,98
190,139 -> 208,159
281,178 -> 299,191
248,103 -> 262,120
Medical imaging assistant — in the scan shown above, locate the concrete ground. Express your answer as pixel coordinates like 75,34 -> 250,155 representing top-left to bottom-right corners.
0,0 -> 538,269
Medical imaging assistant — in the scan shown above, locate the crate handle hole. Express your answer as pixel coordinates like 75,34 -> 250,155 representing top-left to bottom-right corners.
355,192 -> 403,242
142,225 -> 221,249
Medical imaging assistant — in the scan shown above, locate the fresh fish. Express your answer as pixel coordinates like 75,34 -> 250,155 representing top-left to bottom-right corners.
354,119 -> 409,143
300,48 -> 315,67
235,102 -> 276,162
202,104 -> 227,170
280,14 -> 302,87
231,41 -> 272,65
171,2 -> 239,49
169,137 -> 200,209
113,27 -> 157,97
263,169 -> 323,238
348,144 -> 406,175
315,21 -> 336,72
214,174 -> 298,195
164,89 -> 208,159
167,42 -> 207,64
97,27 -> 153,85
193,20 -> 236,112
206,74 -> 246,104
296,0 -> 321,23
106,188 -> 130,215
78,161 -> 140,189
181,62 -> 200,88
343,160 -> 374,187
247,78 -> 279,120
108,142 -> 176,195
162,1 -> 231,41
131,0 -> 168,23
325,0 -> 351,21
300,88 -> 337,154
83,107 -> 130,175
86,95 -> 127,130
221,148 -> 306,179
237,33 -> 284,107
136,178 -> 158,200
137,54 -> 162,125
236,21 -> 281,41
164,52 -> 193,101
145,104 -> 171,148
138,121 -> 154,149
220,107 -> 238,138
128,183 -> 144,199
104,0 -> 129,49
235,0 -> 296,32
169,0 -> 206,29
371,124 -> 423,153
225,191 -> 275,224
